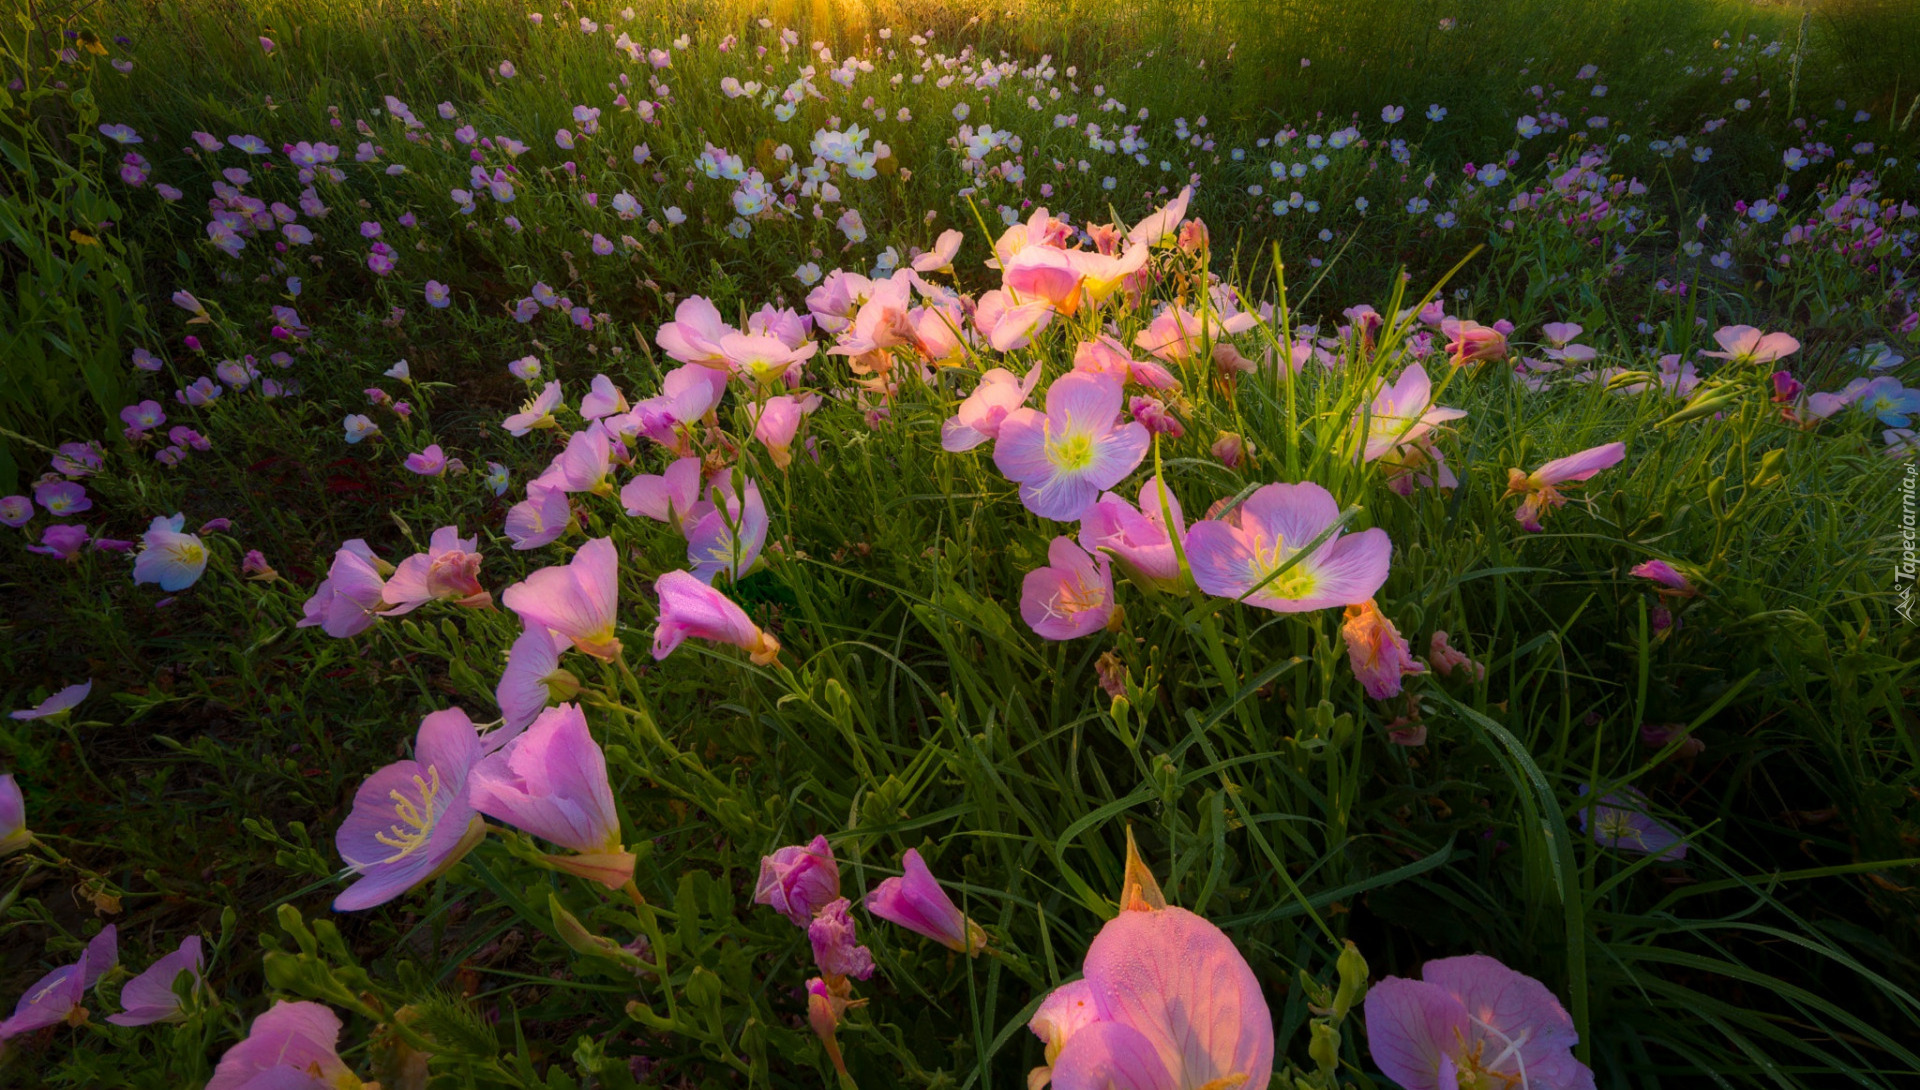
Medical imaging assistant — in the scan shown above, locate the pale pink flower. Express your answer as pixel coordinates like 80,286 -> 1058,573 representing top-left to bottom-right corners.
1700,324 -> 1799,366
1073,336 -> 1178,391
619,455 -> 705,530
941,364 -> 1043,451
579,374 -> 630,420
208,1001 -> 356,1090
972,288 -> 1054,352
106,935 -> 203,1026
468,702 -> 634,887
501,536 -> 621,660
334,709 -> 488,910
298,541 -> 390,638
1079,476 -> 1187,590
656,296 -> 734,366
502,381 -> 564,436
1442,318 -> 1509,366
497,625 -> 578,731
685,476 -> 768,583
651,569 -> 780,663
1342,599 -> 1426,699
1365,955 -> 1593,1090
721,331 -> 818,387
504,479 -> 572,550
910,228 -> 964,272
993,372 -> 1150,521
383,525 -> 491,612
403,444 -> 448,476
1126,184 -> 1193,246
748,394 -> 819,469
1505,442 -> 1626,531
754,835 -> 840,926
1,927 -> 117,1038
1020,537 -> 1116,640
1186,482 -> 1391,612
866,849 -> 986,954
1356,363 -> 1467,462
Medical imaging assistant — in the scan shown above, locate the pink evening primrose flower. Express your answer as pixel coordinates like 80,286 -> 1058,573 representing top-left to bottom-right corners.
207,1001 -> 358,1090
1578,784 -> 1687,860
1629,559 -> 1698,597
1080,476 -> 1187,591
105,935 -> 204,1026
748,394 -> 819,469
911,228 -> 965,272
994,372 -> 1151,521
1072,336 -> 1179,391
1020,537 -> 1116,640
335,708 -> 490,910
685,476 -> 769,584
754,835 -> 841,926
504,479 -> 572,551
866,848 -> 987,955
656,295 -> 734,366
501,536 -> 621,660
579,374 -> 630,420
0,926 -> 117,1038
1505,442 -> 1626,532
33,479 -> 91,517
620,456 -> 706,530
1357,363 -> 1467,463
1442,318 -> 1509,367
1700,324 -> 1799,366
0,495 -> 31,527
1364,954 -> 1594,1090
133,513 -> 209,591
298,540 -> 392,638
404,444 -> 448,476
28,524 -> 90,560
383,525 -> 491,613
721,332 -> 818,388
651,569 -> 781,663
503,381 -> 565,436
0,775 -> 27,854
808,898 -> 875,981
1342,599 -> 1426,699
467,703 -> 635,888
1127,184 -> 1193,247
941,364 -> 1043,452
1028,852 -> 1272,1090
1186,482 -> 1391,612
496,624 -> 578,732
10,680 -> 92,721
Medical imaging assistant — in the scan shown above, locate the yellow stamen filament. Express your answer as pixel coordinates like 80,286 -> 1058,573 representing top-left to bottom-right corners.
372,766 -> 442,864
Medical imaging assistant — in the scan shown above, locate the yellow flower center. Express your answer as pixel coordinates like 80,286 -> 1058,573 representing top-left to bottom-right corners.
372,766 -> 443,863
1248,530 -> 1319,600
1046,428 -> 1095,473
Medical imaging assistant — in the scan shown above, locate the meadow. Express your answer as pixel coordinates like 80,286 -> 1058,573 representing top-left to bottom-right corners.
1,0 -> 1918,1087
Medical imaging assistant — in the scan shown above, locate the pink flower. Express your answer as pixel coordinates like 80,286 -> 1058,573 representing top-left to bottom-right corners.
335,709 -> 489,910
808,898 -> 875,981
501,536 -> 621,660
33,479 -> 90,517
1364,955 -> 1593,1090
1356,364 -> 1467,463
973,288 -> 1055,352
403,443 -> 448,476
1186,482 -> 1391,612
0,775 -> 27,854
1630,559 -> 1697,597
1428,631 -> 1486,681
1127,184 -> 1193,246
106,935 -> 203,1026
502,380 -> 564,436
1442,317 -> 1509,366
1210,431 -> 1247,469
866,848 -> 986,954
1073,336 -> 1178,390
910,302 -> 980,366
10,680 -> 91,721
754,835 -> 841,926
1028,849 -> 1271,1090
1540,322 -> 1583,348
651,569 -> 780,663
208,1001 -> 356,1090
1003,246 -> 1086,315
1129,396 -> 1183,438
721,331 -> 818,387
27,524 -> 89,560
505,479 -> 572,551
0,926 -> 117,1038
298,541 -> 390,638
1133,305 -> 1244,364
1079,476 -> 1187,590
497,625 -> 578,731
468,703 -> 634,887
1700,324 -> 1799,366
1342,599 -> 1425,699
133,513 -> 208,591
941,364 -> 1043,452
910,228 -> 964,272
620,456 -> 705,530
1505,442 -> 1626,531
994,372 -> 1151,521
0,496 -> 30,527
383,525 -> 491,613
748,394 -> 819,469
1021,537 -> 1116,640
1065,245 -> 1153,307
548,422 -> 617,495
579,374 -> 630,420
685,476 -> 768,584
656,295 -> 735,366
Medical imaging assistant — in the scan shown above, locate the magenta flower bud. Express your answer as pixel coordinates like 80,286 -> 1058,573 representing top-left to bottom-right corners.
753,835 -> 840,926
1770,370 -> 1802,402
807,897 -> 875,981
1128,395 -> 1184,437
866,849 -> 986,955
0,775 -> 28,854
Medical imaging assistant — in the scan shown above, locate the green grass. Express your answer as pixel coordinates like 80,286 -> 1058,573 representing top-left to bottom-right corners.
1,1 -> 1917,1088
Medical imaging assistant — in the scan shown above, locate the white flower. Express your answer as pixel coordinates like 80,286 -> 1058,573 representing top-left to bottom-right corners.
133,514 -> 208,591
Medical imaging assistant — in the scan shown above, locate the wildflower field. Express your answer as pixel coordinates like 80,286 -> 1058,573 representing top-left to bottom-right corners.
4,0 -> 1920,1086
